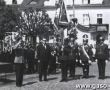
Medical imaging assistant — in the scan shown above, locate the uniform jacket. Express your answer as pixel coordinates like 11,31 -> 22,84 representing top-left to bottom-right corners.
61,43 -> 79,61
14,48 -> 26,64
79,44 -> 93,61
95,43 -> 109,60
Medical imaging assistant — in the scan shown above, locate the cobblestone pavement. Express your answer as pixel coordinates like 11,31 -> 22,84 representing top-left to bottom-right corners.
0,62 -> 110,90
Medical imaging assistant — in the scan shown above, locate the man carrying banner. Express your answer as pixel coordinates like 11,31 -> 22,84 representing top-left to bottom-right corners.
68,36 -> 79,78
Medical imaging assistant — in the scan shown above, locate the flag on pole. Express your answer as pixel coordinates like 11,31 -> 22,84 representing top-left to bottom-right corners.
59,0 -> 68,25
54,0 -> 68,29
12,0 -> 17,4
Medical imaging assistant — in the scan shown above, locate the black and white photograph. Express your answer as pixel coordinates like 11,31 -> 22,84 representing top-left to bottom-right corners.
0,0 -> 110,90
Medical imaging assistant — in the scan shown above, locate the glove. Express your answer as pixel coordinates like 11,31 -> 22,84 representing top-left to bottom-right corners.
76,59 -> 78,62
105,60 -> 108,63
38,60 -> 40,63
79,60 -> 82,64
88,60 -> 92,64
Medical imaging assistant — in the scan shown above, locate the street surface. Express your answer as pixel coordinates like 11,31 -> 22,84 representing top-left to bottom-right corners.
0,62 -> 110,90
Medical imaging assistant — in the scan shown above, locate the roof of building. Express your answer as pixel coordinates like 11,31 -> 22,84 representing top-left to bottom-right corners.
67,4 -> 110,10
9,3 -> 110,11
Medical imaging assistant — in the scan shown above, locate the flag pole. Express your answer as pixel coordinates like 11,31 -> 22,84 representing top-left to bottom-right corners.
73,0 -> 75,18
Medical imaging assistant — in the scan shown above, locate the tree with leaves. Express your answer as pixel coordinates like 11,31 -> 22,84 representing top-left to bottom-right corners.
15,8 -> 54,46
0,0 -> 18,40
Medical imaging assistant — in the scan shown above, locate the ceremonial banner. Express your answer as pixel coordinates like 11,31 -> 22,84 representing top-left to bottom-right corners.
54,0 -> 68,28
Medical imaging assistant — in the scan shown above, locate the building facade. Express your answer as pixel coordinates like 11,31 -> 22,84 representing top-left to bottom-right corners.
7,0 -> 110,46
43,0 -> 110,45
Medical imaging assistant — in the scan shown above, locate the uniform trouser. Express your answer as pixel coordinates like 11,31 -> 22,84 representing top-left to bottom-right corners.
48,56 -> 56,74
39,61 -> 48,80
15,63 -> 24,86
97,60 -> 106,78
69,60 -> 75,77
61,61 -> 68,80
82,61 -> 89,77
28,60 -> 34,73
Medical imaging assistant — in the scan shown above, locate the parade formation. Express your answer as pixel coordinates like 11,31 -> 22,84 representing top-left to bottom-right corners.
0,0 -> 110,89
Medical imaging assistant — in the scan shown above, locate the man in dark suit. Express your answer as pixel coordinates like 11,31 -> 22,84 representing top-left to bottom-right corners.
37,38 -> 51,81
95,36 -> 109,79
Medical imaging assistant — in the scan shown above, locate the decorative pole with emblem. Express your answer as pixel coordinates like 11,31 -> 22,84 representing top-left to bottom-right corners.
12,0 -> 17,4
72,0 -> 77,26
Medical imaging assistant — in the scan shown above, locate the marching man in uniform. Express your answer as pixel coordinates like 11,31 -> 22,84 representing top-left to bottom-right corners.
95,36 -> 109,79
79,35 -> 93,78
68,37 -> 79,78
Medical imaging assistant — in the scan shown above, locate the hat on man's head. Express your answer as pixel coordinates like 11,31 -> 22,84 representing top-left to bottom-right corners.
82,34 -> 88,42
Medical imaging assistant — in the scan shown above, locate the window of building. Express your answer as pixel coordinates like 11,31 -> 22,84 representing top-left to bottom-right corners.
97,14 -> 102,18
97,18 -> 102,24
83,14 -> 90,25
82,0 -> 90,4
97,14 -> 103,24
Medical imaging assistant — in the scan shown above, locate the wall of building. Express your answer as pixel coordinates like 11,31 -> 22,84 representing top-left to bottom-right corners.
90,0 -> 103,4
67,8 -> 110,25
5,0 -> 103,5
46,6 -> 110,45
67,8 -> 110,44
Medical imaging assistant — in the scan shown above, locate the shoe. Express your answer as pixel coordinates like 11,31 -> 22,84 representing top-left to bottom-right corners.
44,79 -> 48,81
39,79 -> 42,82
69,75 -> 73,77
82,76 -> 86,78
16,85 -> 22,87
60,79 -> 67,82
72,77 -> 76,80
98,77 -> 105,79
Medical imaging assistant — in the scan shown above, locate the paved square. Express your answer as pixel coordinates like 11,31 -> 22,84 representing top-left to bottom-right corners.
0,62 -> 110,90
